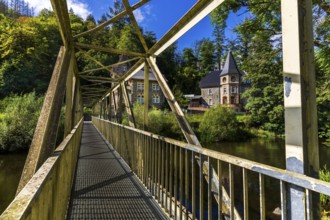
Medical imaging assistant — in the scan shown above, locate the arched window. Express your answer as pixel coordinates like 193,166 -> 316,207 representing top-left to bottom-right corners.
222,96 -> 228,104
222,77 -> 227,83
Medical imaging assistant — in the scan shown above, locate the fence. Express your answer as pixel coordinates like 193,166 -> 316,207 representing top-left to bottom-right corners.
93,117 -> 330,220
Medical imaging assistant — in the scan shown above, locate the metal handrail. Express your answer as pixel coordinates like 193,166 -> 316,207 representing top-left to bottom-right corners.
93,117 -> 329,219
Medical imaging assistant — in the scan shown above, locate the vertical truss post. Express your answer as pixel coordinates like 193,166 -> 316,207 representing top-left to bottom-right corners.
117,88 -> 123,123
144,61 -> 149,129
121,81 -> 136,128
112,91 -> 118,122
147,57 -> 200,146
17,47 -> 72,194
109,92 -> 113,121
64,53 -> 76,136
281,0 -> 319,219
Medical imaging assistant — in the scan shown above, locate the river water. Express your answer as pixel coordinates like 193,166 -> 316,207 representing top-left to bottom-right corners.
0,153 -> 26,214
0,139 -> 329,216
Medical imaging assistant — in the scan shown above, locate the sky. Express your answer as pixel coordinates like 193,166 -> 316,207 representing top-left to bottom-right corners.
25,0 -> 248,51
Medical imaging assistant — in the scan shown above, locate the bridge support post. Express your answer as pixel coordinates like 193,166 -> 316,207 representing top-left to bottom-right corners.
144,61 -> 149,130
121,81 -> 136,127
17,47 -> 72,194
281,0 -> 319,219
147,57 -> 200,146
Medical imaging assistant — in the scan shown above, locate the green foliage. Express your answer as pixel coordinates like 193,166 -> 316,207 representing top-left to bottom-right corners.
199,105 -> 243,142
320,166 -> 330,217
0,13 -> 61,97
127,103 -> 183,140
0,92 -> 43,152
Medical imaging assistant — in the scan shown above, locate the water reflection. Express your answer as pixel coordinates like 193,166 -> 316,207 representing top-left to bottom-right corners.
205,139 -> 330,219
0,153 -> 26,214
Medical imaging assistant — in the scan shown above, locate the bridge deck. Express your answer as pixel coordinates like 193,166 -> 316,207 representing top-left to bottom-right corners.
67,122 -> 168,219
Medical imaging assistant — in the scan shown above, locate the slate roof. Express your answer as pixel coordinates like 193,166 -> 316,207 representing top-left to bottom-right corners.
220,51 -> 241,76
199,70 -> 221,88
131,69 -> 157,81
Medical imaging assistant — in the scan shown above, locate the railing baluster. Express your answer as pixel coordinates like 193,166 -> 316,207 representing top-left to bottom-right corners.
229,163 -> 234,219
306,189 -> 311,220
208,157 -> 212,220
158,139 -> 162,201
217,160 -> 222,220
192,152 -> 196,220
153,137 -> 156,196
280,180 -> 287,220
259,174 -> 265,220
180,147 -> 183,220
185,149 -> 189,220
207,157 -> 213,220
165,142 -> 169,212
174,146 -> 178,219
161,140 -> 165,207
243,168 -> 249,220
200,154 -> 204,220
170,144 -> 173,217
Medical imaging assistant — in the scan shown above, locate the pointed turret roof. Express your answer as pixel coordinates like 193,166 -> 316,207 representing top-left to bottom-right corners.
220,51 -> 241,76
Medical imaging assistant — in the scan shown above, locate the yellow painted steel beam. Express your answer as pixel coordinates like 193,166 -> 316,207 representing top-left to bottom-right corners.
75,42 -> 146,58
74,0 -> 150,39
122,0 -> 149,53
149,0 -> 225,56
79,57 -> 140,75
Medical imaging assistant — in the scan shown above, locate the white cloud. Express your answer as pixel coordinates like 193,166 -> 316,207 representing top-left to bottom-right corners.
133,9 -> 144,22
26,0 -> 92,19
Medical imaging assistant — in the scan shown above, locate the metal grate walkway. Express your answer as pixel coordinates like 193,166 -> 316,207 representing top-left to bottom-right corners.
67,122 -> 169,219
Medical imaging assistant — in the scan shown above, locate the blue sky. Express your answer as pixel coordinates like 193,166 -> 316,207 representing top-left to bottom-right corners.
26,0 -> 248,51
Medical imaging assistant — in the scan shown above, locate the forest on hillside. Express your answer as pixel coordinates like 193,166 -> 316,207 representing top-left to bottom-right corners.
0,0 -> 329,151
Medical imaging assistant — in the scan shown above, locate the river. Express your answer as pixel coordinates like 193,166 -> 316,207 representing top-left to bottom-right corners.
0,139 -> 329,216
0,153 -> 26,214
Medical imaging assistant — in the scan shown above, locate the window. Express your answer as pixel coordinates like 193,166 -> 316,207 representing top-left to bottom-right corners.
222,77 -> 227,83
231,96 -> 236,104
208,89 -> 213,95
223,87 -> 227,94
231,76 -> 236,82
231,86 -> 237,93
137,82 -> 144,91
152,95 -> 160,104
152,83 -> 160,91
137,95 -> 144,103
209,99 -> 213,105
222,96 -> 228,104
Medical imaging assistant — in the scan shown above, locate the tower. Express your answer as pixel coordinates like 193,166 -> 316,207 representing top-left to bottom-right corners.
219,51 -> 242,111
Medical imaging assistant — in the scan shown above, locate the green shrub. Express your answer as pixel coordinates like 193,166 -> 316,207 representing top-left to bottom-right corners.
320,166 -> 330,216
0,93 -> 43,152
128,103 -> 183,139
199,105 -> 243,143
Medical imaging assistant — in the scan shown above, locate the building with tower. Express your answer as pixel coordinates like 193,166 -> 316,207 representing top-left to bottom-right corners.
198,51 -> 249,112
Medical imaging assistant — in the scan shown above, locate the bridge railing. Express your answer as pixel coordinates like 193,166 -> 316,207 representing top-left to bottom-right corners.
93,116 -> 330,219
0,118 -> 83,220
